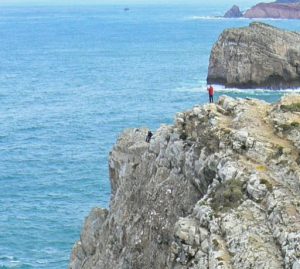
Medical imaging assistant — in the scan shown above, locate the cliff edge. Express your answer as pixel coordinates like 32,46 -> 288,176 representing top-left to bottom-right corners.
69,95 -> 300,269
207,22 -> 300,89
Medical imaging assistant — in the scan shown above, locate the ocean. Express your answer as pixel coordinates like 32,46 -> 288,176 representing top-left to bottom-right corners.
1,4 -> 300,268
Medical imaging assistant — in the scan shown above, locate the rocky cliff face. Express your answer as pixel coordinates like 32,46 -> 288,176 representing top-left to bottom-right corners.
207,22 -> 300,89
69,94 -> 300,269
244,2 -> 300,19
223,1 -> 300,19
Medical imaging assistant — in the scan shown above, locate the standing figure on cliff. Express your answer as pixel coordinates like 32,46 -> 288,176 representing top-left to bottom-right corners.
146,131 -> 153,143
207,85 -> 214,103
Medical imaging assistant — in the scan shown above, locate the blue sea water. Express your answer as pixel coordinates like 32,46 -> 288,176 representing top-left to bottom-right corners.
1,4 -> 300,268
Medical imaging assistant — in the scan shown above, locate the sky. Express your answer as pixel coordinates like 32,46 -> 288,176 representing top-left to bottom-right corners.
0,0 -> 265,6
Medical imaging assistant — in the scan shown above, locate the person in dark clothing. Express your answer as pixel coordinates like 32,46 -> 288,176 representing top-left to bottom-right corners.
207,85 -> 214,103
146,131 -> 153,143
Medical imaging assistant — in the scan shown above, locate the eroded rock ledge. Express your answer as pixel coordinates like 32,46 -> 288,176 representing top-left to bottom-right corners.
207,22 -> 300,89
69,95 -> 300,269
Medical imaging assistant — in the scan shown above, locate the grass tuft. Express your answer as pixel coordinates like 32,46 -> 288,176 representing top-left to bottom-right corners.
211,179 -> 244,213
280,103 -> 300,112
278,122 -> 300,132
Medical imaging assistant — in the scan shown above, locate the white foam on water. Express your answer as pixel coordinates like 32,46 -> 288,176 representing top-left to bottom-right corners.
0,256 -> 22,268
175,84 -> 300,95
183,16 -> 297,22
216,87 -> 300,94
0,256 -> 15,261
36,259 -> 49,264
184,16 -> 249,21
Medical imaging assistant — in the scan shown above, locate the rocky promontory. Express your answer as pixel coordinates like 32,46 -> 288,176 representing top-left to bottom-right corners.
69,94 -> 300,269
224,1 -> 300,19
207,22 -> 300,89
244,2 -> 300,19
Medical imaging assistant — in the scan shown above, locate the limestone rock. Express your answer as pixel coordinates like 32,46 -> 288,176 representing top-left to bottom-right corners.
246,174 -> 268,202
293,260 -> 300,269
207,22 -> 300,89
69,95 -> 300,269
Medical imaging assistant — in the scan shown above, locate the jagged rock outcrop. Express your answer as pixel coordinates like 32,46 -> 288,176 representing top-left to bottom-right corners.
207,22 -> 300,89
69,94 -> 300,269
224,5 -> 243,18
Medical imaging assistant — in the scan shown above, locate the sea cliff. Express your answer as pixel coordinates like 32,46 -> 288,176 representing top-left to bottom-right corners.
224,1 -> 300,19
243,2 -> 300,19
69,95 -> 300,269
207,22 -> 300,89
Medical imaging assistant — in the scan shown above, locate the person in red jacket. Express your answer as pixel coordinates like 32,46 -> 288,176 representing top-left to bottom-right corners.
207,85 -> 214,103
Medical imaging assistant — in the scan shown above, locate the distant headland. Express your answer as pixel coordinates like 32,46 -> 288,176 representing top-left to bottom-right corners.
224,0 -> 300,19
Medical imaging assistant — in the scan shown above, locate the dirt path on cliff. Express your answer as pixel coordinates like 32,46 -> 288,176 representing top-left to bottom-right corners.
214,99 -> 299,160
